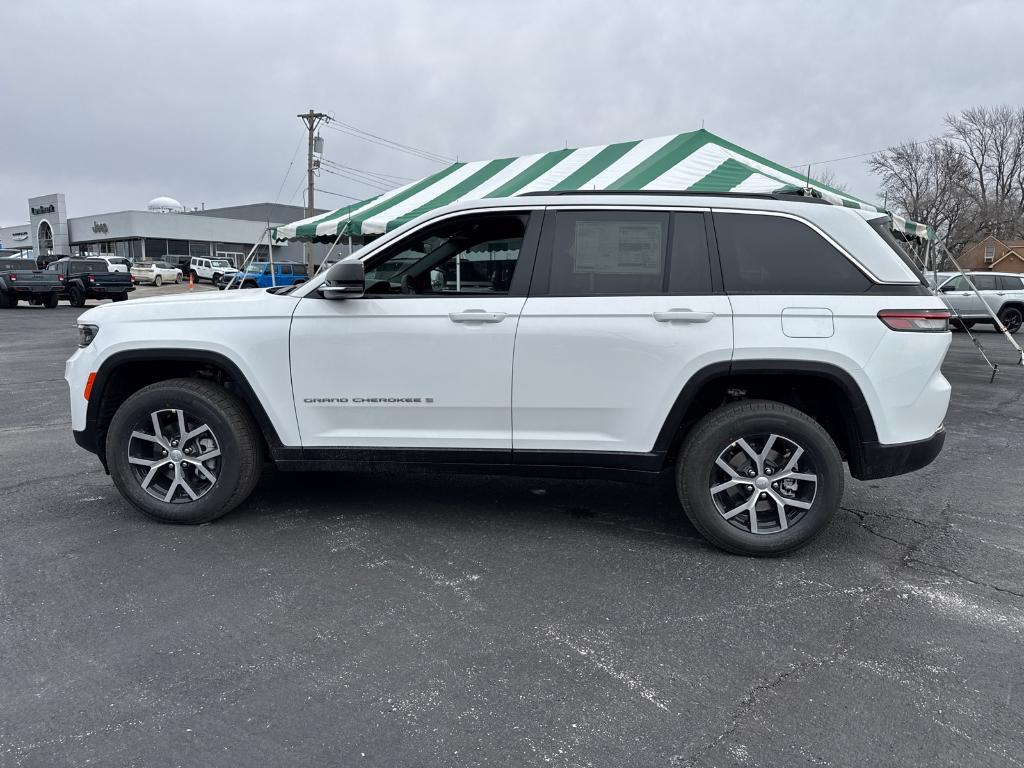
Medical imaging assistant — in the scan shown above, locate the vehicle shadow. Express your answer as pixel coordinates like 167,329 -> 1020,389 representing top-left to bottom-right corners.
238,466 -> 707,548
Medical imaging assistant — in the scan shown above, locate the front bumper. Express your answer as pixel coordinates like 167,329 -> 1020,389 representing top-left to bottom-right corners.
851,427 -> 946,480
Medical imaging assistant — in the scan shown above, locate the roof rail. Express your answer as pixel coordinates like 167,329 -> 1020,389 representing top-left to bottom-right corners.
517,189 -> 830,204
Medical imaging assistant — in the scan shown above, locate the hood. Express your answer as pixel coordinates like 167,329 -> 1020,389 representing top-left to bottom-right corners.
77,286 -> 299,325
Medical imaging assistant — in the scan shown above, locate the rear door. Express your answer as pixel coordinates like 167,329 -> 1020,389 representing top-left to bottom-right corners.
512,208 -> 733,458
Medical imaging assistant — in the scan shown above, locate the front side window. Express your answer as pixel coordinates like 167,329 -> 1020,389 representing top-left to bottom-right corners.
548,210 -> 668,296
364,213 -> 527,296
714,213 -> 871,294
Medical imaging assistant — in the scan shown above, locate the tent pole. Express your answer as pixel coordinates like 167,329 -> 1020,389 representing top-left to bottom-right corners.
267,221 -> 276,287
936,241 -> 1023,365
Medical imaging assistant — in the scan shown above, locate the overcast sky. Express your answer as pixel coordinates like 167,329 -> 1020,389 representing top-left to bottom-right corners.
2,0 -> 1022,225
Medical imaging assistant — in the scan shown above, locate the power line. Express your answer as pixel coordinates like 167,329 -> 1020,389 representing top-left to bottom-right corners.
319,161 -> 404,191
314,187 -> 367,202
274,134 -> 305,202
323,120 -> 454,164
326,117 -> 456,163
787,138 -> 930,168
320,158 -> 415,182
319,165 -> 396,192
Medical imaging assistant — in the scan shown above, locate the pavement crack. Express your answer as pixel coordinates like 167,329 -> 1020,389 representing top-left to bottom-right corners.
909,560 -> 1024,599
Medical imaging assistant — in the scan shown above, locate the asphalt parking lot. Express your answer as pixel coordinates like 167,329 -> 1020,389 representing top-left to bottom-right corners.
2,298 -> 1023,767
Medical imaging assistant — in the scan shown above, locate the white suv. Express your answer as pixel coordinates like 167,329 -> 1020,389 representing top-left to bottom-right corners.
65,193 -> 952,555
188,256 -> 237,284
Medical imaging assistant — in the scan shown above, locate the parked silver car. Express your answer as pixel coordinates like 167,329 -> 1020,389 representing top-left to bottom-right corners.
934,271 -> 1024,333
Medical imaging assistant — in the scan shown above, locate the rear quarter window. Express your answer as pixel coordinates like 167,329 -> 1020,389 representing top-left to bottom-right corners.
713,212 -> 872,294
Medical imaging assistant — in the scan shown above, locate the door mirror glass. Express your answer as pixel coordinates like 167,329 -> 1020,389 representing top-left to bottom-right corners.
939,283 -> 956,292
322,259 -> 365,299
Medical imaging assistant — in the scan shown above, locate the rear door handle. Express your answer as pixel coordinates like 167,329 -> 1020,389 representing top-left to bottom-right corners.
449,309 -> 507,324
653,309 -> 716,323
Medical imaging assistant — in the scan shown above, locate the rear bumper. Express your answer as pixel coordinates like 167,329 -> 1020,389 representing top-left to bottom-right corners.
851,427 -> 945,480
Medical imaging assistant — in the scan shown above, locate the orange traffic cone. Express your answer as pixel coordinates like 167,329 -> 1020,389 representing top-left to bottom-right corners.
188,272 -> 194,291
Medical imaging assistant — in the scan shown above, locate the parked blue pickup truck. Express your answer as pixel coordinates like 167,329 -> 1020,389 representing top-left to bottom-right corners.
216,261 -> 309,289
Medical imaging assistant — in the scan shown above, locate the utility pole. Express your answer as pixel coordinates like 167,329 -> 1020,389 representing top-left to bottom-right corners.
298,109 -> 328,276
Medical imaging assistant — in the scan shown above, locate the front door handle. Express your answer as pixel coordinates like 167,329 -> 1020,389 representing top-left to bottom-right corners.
449,310 -> 507,324
653,309 -> 716,323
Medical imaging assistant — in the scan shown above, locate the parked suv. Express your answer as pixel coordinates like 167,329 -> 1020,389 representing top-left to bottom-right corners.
65,193 -> 951,555
933,271 -> 1024,333
188,257 -> 237,284
217,261 -> 309,289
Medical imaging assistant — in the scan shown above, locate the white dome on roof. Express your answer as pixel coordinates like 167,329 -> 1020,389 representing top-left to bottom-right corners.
147,196 -> 185,213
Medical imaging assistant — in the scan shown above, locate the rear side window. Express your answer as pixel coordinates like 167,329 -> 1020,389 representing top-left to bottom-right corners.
971,275 -> 999,291
279,264 -> 292,275
714,213 -> 871,294
549,211 -> 668,296
1000,275 -> 1024,290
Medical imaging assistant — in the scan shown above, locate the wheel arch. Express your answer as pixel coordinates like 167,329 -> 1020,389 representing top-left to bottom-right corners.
82,349 -> 284,469
654,360 -> 878,476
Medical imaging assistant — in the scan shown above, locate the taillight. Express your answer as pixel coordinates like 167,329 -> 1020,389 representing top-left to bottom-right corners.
58,274 -> 65,281
878,309 -> 951,332
9,273 -> 15,281
88,275 -> 95,283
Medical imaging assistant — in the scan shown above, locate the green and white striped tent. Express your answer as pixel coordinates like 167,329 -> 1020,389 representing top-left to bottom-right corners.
275,128 -> 933,242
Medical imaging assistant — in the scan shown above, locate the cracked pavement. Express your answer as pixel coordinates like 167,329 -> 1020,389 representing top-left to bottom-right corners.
1,305 -> 1023,767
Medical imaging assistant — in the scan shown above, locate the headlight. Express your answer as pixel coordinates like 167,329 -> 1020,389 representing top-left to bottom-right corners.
78,324 -> 99,348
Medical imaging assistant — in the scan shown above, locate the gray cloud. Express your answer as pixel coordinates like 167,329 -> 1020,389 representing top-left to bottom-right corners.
2,0 -> 1021,224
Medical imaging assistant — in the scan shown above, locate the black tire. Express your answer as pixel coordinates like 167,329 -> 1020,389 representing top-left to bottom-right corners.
212,272 -> 222,284
69,287 -> 86,307
112,293 -> 127,302
999,306 -> 1022,334
0,292 -> 12,308
43,292 -> 58,308
175,273 -> 182,284
951,319 -> 974,331
242,280 -> 258,289
676,399 -> 844,556
189,270 -> 198,283
154,274 -> 163,287
105,378 -> 264,524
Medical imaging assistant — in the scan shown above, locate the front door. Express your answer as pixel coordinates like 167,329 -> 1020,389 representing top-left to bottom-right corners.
289,210 -> 540,451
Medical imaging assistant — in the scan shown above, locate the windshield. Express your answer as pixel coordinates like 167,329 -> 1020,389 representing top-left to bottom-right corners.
210,259 -> 232,268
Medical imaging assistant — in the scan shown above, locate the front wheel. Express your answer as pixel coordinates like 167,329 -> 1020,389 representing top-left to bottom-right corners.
676,399 -> 844,556
105,378 -> 264,524
998,306 -> 1022,334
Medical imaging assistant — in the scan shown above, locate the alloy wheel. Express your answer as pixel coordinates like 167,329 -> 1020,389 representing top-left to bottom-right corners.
709,433 -> 818,535
126,408 -> 222,503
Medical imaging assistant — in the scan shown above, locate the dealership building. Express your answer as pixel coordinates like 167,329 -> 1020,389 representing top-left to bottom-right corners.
0,193 -> 332,268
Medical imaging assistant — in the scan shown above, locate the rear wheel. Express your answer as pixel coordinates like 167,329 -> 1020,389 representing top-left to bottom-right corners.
105,378 -> 264,524
676,399 -> 843,556
69,287 -> 86,307
175,272 -> 182,284
189,270 -> 198,283
43,292 -> 58,308
999,306 -> 1022,334
154,274 -> 163,287
0,291 -> 12,308
112,293 -> 127,302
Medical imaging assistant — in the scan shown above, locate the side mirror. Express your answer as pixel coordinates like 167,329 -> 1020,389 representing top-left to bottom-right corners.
321,259 -> 365,299
939,284 -> 955,293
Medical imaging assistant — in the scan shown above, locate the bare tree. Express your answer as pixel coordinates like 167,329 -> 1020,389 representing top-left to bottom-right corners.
944,105 -> 1024,238
868,138 -> 973,253
812,166 -> 851,194
868,105 -> 1024,259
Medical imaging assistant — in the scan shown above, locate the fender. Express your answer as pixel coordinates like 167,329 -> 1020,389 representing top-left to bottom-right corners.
652,359 -> 879,471
79,348 -> 284,463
